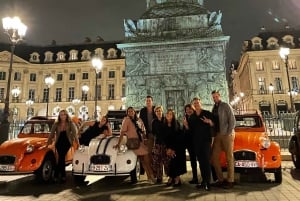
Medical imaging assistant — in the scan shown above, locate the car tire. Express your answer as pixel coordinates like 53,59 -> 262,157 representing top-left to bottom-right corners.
35,154 -> 55,183
289,136 -> 300,169
274,167 -> 282,183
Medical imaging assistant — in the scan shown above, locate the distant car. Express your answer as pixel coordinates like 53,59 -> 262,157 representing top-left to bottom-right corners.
288,112 -> 300,168
219,111 -> 282,183
0,116 -> 77,182
72,110 -> 140,183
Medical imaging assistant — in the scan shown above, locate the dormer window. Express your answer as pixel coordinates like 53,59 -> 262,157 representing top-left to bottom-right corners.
81,50 -> 91,61
56,51 -> 66,62
69,50 -> 78,61
282,35 -> 295,47
266,37 -> 279,49
251,37 -> 263,50
29,52 -> 40,63
107,48 -> 117,59
94,48 -> 104,59
44,51 -> 54,63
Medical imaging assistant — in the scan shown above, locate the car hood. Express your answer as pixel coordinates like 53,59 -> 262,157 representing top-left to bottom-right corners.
0,137 -> 47,155
234,131 -> 267,150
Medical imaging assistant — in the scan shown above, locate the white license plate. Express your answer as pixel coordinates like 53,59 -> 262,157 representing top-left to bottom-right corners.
0,164 -> 15,171
235,161 -> 258,168
90,164 -> 112,172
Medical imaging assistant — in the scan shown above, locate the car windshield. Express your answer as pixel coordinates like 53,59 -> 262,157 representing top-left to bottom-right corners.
21,122 -> 50,134
235,116 -> 261,128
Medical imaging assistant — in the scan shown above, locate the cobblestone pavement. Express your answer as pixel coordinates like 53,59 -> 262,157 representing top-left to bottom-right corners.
0,161 -> 300,201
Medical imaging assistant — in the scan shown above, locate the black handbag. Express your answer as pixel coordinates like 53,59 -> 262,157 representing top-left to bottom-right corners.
126,138 -> 140,149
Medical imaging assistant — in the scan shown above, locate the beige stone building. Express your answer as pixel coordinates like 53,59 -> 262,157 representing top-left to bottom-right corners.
0,41 -> 126,120
232,28 -> 300,114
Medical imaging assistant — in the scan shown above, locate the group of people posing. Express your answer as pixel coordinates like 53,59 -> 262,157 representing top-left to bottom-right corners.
46,90 -> 236,191
114,91 -> 236,191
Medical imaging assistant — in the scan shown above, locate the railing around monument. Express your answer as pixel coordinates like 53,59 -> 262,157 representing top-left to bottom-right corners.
263,112 -> 297,151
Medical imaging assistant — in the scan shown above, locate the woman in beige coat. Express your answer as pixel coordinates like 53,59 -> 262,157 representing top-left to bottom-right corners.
114,107 -> 155,184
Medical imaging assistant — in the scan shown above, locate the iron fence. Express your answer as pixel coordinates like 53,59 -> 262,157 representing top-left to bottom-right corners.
6,113 -> 298,152
263,112 -> 297,151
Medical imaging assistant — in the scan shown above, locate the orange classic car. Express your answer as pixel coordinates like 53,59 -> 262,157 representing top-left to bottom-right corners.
219,111 -> 282,183
0,116 -> 77,182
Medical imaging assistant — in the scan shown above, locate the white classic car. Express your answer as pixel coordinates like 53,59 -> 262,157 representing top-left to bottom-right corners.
72,110 -> 140,182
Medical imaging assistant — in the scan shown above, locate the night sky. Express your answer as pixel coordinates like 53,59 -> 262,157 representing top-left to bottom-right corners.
0,0 -> 299,65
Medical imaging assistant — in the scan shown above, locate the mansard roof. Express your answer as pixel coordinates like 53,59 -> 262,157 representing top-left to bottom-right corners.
242,27 -> 300,52
0,40 -> 123,64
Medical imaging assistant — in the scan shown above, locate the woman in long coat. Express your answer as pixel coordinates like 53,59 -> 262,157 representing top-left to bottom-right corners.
164,109 -> 186,186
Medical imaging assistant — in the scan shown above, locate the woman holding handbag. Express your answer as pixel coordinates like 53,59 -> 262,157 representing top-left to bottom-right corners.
114,107 -> 155,184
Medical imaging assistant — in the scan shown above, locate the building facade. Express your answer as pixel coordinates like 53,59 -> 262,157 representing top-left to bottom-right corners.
232,28 -> 300,114
0,41 -> 126,121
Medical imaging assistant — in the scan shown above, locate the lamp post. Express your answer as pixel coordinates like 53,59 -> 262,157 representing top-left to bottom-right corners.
279,47 -> 295,112
0,17 -> 27,143
11,86 -> 21,102
269,83 -> 276,115
44,75 -> 55,117
25,99 -> 34,119
91,57 -> 103,120
81,84 -> 89,105
72,98 -> 81,116
81,84 -> 89,121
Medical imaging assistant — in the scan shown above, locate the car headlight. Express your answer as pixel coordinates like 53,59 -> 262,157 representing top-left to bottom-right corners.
25,144 -> 35,153
261,137 -> 271,149
119,144 -> 128,153
78,145 -> 86,152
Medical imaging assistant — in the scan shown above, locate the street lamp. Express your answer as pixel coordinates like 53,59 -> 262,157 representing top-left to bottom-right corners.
81,84 -> 89,105
269,83 -> 276,115
44,75 -> 55,117
279,47 -> 294,112
25,99 -> 34,119
91,57 -> 103,120
11,86 -> 21,102
0,16 -> 27,143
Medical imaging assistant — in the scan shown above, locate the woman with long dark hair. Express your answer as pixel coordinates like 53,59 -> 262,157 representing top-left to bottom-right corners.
47,109 -> 78,183
164,109 -> 186,187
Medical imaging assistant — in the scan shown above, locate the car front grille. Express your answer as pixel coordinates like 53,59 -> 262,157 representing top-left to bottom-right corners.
234,151 -> 256,160
0,155 -> 16,164
90,154 -> 111,164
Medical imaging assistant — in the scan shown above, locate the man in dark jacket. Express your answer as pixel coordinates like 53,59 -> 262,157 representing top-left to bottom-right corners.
139,96 -> 156,175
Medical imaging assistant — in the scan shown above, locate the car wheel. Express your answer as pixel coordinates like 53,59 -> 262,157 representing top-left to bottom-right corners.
35,155 -> 55,182
289,136 -> 300,168
291,152 -> 300,169
73,175 -> 86,185
274,167 -> 282,183
289,136 -> 298,154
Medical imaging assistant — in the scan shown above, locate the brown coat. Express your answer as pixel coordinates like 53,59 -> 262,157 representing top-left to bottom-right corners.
47,121 -> 78,146
120,116 -> 148,156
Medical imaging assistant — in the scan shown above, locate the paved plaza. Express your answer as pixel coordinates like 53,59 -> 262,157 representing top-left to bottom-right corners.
0,161 -> 300,201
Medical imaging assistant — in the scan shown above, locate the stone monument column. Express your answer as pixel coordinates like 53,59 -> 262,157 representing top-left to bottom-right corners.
118,0 -> 229,117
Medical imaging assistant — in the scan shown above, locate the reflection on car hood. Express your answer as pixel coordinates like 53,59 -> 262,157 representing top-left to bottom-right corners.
235,131 -> 266,149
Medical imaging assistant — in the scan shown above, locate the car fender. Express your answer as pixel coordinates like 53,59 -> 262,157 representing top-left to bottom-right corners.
15,146 -> 55,172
